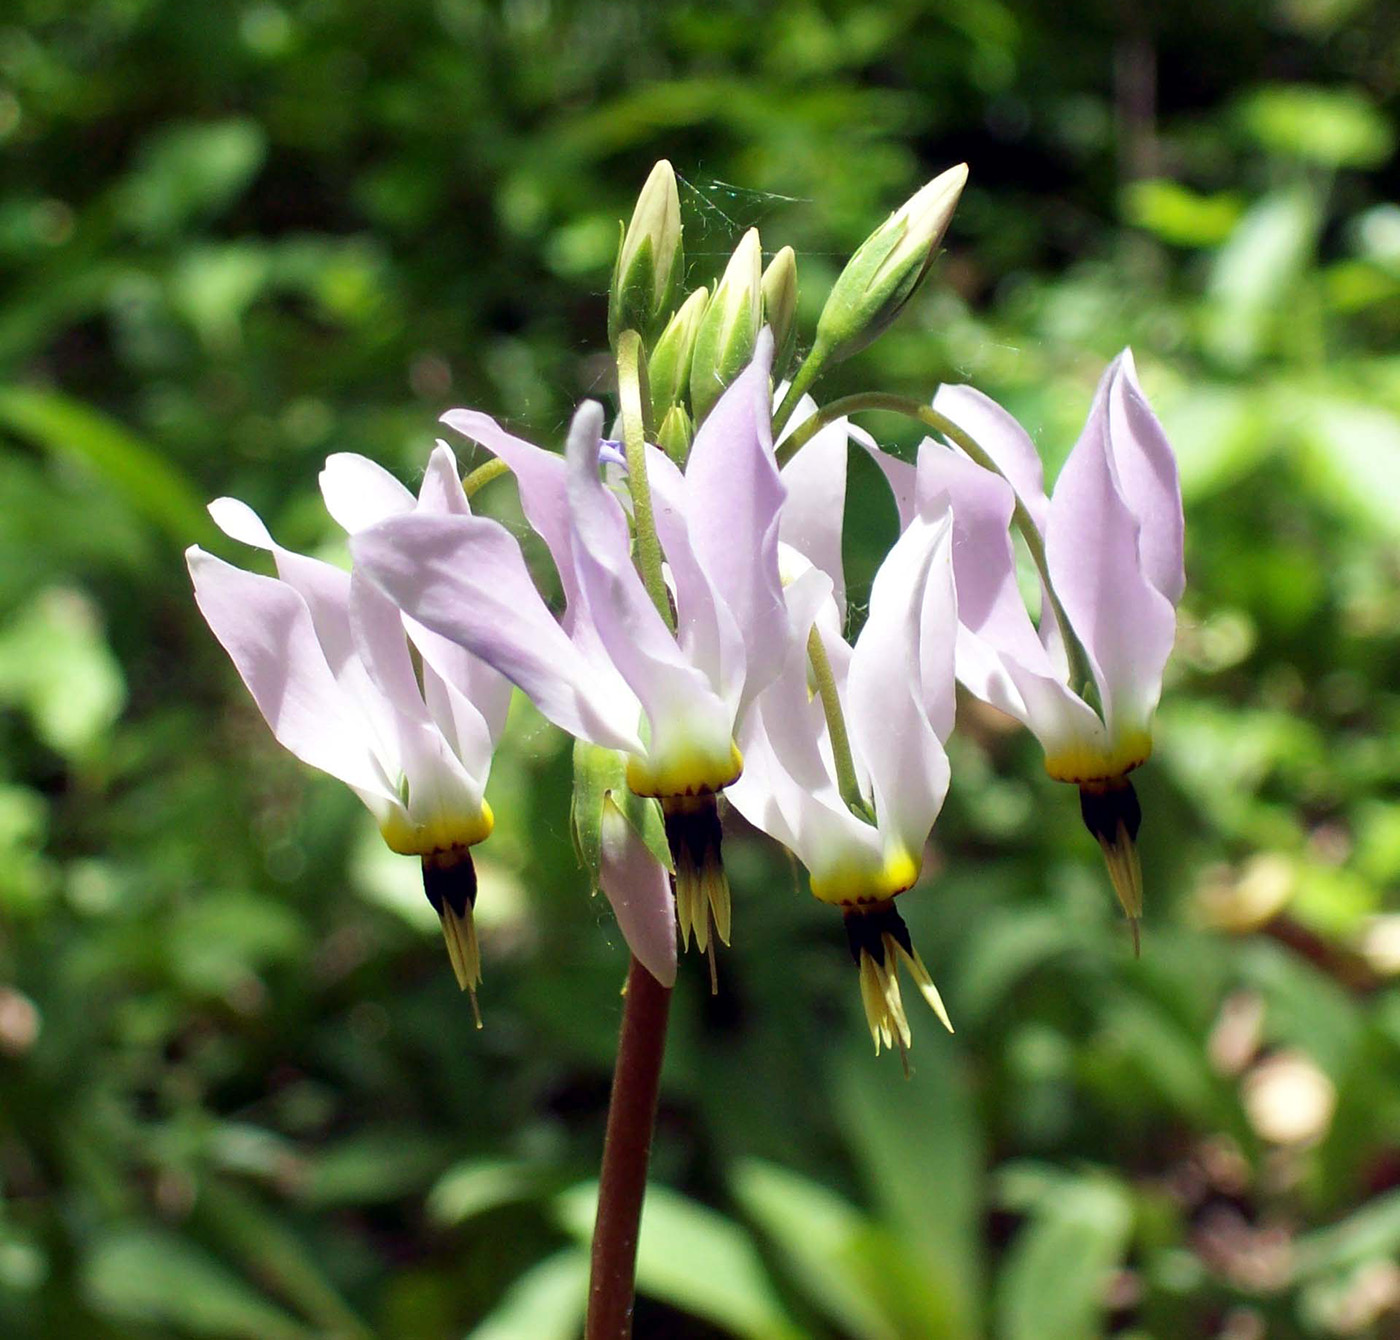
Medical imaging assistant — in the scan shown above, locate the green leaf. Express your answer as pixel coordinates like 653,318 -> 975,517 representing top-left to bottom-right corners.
0,386 -> 213,546
732,1159 -> 900,1340
1299,397 -> 1400,541
1124,179 -> 1243,248
116,119 -> 267,237
466,1250 -> 588,1340
427,1158 -> 547,1227
555,1182 -> 800,1339
83,1227 -> 312,1340
1204,190 -> 1319,368
0,588 -> 125,759
1238,85 -> 1395,169
298,1131 -> 448,1207
835,1043 -> 983,1339
1294,1189 -> 1400,1276
995,1175 -> 1134,1340
194,1182 -> 370,1339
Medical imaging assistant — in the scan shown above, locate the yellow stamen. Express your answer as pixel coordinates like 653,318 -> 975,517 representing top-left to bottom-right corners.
845,903 -> 953,1064
663,794 -> 731,993
422,846 -> 485,1024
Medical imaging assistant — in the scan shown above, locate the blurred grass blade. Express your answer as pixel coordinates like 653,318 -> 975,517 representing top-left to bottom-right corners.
556,1181 -> 802,1339
194,1180 -> 371,1339
1294,1189 -> 1400,1276
428,1157 -> 547,1227
732,1158 -> 900,1340
835,1043 -> 984,1339
0,386 -> 213,546
82,1226 -> 313,1340
465,1250 -> 588,1340
995,1175 -> 1133,1340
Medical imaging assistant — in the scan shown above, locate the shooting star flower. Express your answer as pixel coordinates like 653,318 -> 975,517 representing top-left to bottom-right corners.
728,501 -> 959,1062
186,444 -> 511,1018
352,334 -> 789,968
921,352 -> 1184,947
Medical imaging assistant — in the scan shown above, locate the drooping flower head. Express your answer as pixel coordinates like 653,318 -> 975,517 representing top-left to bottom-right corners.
186,445 -> 512,1017
918,351 -> 1184,945
728,404 -> 961,1058
352,334 -> 791,967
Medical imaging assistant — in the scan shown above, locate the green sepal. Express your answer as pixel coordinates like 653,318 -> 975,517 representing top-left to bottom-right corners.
570,741 -> 673,889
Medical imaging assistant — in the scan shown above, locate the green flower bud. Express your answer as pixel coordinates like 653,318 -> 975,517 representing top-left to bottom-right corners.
570,741 -> 672,890
814,163 -> 967,363
689,227 -> 762,424
656,403 -> 693,466
647,286 -> 708,425
761,245 -> 798,380
608,159 -> 684,348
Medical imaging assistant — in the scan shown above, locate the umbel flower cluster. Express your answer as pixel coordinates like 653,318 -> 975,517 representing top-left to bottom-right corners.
188,162 -> 1183,1064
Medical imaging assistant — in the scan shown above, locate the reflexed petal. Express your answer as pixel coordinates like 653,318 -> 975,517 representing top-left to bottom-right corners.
319,454 -> 416,534
440,407 -> 579,611
932,383 -> 1049,533
846,513 -> 953,862
564,402 -> 733,774
352,510 -> 643,754
1046,384 -> 1177,742
1105,351 -> 1185,605
852,423 -> 918,531
208,496 -> 396,752
417,441 -> 471,516
915,496 -> 958,743
647,445 -> 746,709
778,395 -> 850,617
598,796 -> 678,988
187,547 -> 395,806
683,329 -> 788,698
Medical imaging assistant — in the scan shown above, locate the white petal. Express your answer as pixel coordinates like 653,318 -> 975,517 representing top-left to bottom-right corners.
352,510 -> 643,754
847,513 -> 953,861
187,547 -> 395,807
932,382 -> 1050,534
319,454 -> 416,534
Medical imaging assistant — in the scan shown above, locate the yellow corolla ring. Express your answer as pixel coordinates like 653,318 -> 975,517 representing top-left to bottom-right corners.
809,847 -> 921,909
380,799 -> 495,857
1043,730 -> 1152,785
626,741 -> 744,800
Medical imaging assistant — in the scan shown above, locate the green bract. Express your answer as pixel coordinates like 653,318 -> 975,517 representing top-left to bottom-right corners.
570,740 -> 673,892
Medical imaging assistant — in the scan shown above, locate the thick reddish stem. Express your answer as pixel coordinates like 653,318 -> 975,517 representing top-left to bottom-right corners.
586,955 -> 672,1340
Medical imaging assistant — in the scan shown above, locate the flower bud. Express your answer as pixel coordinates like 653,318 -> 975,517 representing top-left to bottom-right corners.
813,163 -> 967,363
647,286 -> 708,425
761,245 -> 798,380
608,159 -> 684,348
656,403 -> 693,465
689,228 -> 762,423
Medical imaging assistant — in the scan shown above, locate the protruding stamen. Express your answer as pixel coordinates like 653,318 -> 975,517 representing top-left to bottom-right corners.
844,902 -> 952,1062
1079,777 -> 1144,956
663,795 -> 731,993
422,846 -> 484,1025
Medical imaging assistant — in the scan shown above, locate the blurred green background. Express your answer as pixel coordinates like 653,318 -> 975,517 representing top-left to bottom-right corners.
3,0 -> 1400,1336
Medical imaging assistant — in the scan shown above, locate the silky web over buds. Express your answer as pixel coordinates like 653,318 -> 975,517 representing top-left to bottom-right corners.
609,159 -> 684,348
814,163 -> 967,363
690,228 -> 763,423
